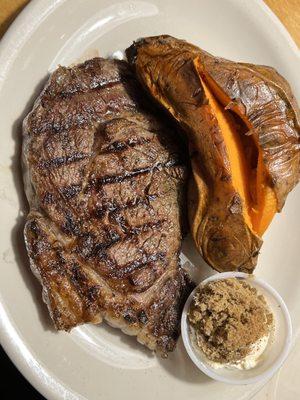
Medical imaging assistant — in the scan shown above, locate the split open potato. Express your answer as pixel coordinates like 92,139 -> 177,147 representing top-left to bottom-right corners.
127,35 -> 300,272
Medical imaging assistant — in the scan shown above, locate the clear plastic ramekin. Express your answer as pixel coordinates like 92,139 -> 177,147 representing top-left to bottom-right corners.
181,271 -> 292,385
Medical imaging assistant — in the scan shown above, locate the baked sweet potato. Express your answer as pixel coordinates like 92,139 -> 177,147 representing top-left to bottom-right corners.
126,35 -> 300,272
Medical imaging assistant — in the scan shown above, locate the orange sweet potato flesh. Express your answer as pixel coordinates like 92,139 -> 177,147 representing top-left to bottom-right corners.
199,75 -> 255,231
195,61 -> 277,236
193,50 -> 300,211
126,35 -> 300,272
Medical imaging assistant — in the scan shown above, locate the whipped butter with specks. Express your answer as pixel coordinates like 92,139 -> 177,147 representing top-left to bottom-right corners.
204,334 -> 270,370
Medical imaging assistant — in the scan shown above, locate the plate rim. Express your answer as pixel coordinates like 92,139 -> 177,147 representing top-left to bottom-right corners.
0,1 -> 299,399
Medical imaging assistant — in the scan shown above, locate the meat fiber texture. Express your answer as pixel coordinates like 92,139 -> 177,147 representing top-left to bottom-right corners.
23,58 -> 193,355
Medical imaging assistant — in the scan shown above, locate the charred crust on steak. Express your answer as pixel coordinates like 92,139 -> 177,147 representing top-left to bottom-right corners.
23,57 -> 193,356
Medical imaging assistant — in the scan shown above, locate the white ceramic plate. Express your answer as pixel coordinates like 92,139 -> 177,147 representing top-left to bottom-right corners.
0,1 -> 299,399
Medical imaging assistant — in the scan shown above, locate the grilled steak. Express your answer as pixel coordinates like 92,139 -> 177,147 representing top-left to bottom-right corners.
23,57 -> 192,355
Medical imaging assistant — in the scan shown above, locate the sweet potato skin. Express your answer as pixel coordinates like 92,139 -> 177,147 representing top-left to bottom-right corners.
127,36 -> 262,272
195,49 -> 300,211
128,35 -> 300,211
127,35 -> 300,270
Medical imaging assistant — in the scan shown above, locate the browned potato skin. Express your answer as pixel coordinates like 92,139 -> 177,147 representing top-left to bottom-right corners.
127,35 -> 300,211
127,36 -> 262,272
196,51 -> 300,210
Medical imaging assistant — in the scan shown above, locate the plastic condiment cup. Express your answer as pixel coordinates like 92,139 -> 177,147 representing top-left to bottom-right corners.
181,271 -> 292,385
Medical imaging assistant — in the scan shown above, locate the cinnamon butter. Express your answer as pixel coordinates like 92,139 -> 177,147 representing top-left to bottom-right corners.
188,278 -> 274,370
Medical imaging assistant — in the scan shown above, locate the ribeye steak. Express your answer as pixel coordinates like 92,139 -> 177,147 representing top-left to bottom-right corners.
23,57 -> 192,355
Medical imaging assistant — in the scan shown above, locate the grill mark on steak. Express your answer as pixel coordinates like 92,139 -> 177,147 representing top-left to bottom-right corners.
61,210 -> 81,236
50,251 -> 102,315
54,78 -> 124,100
110,252 -> 166,279
42,192 -> 56,205
38,152 -> 90,169
23,57 -> 193,356
78,219 -> 166,260
99,137 -> 151,154
94,194 -> 157,219
109,218 -> 166,237
76,232 -> 120,259
30,81 -> 142,136
90,159 -> 182,187
59,184 -> 82,199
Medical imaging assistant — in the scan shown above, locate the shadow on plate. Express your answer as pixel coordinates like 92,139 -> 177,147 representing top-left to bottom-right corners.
158,337 -> 212,384
10,74 -> 53,331
99,323 -> 155,360
84,322 -> 211,382
181,235 -> 214,284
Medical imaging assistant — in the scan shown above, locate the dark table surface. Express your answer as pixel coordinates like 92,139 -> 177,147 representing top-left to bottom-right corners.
1,345 -> 45,399
1,1 -> 45,397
